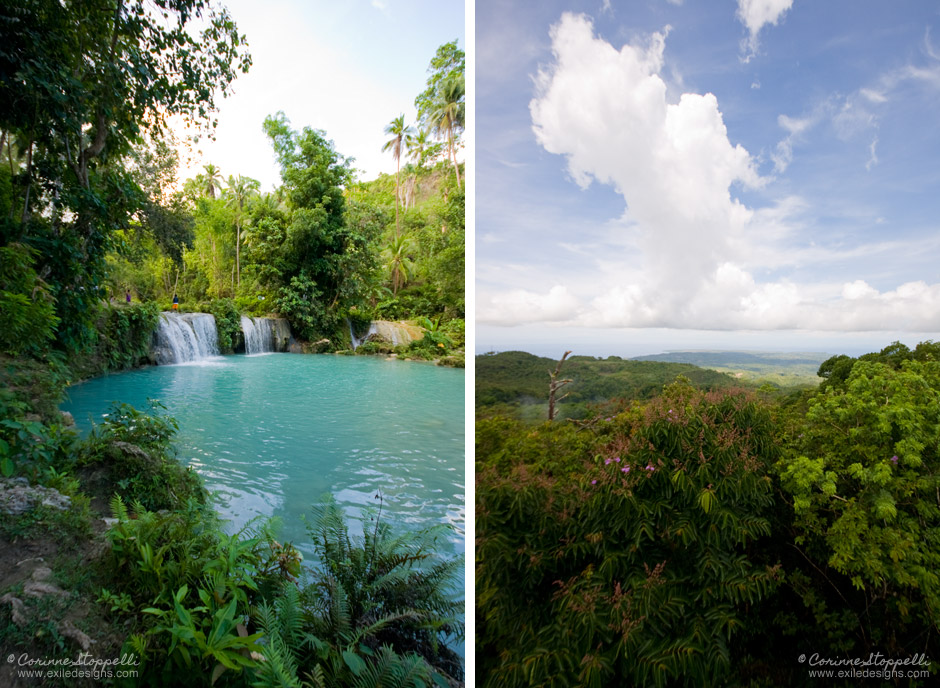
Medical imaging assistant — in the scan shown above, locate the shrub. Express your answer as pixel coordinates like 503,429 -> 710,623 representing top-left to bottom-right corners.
778,359 -> 940,656
105,497 -> 270,686
405,317 -> 453,360
477,382 -> 782,687
0,414 -> 76,481
355,340 -> 394,356
77,402 -> 206,510
253,495 -> 464,686
98,301 -> 160,370
207,298 -> 242,353
275,271 -> 344,344
0,357 -> 76,479
440,317 -> 464,349
101,492 -> 465,687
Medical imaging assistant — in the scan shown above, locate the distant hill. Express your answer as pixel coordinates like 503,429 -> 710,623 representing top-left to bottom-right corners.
630,350 -> 829,385
476,351 -> 748,419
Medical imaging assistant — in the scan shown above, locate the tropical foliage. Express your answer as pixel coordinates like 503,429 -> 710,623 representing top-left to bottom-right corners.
0,0 -> 250,350
0,7 -> 465,683
2,7 -> 464,357
477,341 -> 940,686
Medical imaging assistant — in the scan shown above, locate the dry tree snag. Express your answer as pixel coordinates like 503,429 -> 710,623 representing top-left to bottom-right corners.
548,350 -> 573,421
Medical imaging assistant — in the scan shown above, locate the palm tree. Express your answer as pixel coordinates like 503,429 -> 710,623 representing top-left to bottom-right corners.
203,164 -> 223,199
409,127 -> 433,169
382,115 -> 414,240
429,75 -> 465,188
224,174 -> 260,288
383,233 -> 413,295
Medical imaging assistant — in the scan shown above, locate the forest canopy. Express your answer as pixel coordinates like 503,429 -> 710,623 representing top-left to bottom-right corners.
1,0 -> 465,357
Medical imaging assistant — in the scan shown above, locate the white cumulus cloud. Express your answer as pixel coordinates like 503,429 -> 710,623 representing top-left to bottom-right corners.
527,13 -> 763,325
474,12 -> 940,335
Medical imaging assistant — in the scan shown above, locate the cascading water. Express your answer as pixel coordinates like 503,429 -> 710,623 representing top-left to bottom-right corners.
151,313 -> 220,364
240,316 -> 294,354
241,316 -> 267,354
348,317 -> 372,350
238,316 -> 274,354
347,320 -> 428,350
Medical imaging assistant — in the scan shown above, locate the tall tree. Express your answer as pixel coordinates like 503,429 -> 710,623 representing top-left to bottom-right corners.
415,42 -> 465,189
382,115 -> 413,240
415,40 -> 465,126
224,174 -> 260,288
129,134 -> 195,266
384,233 -> 413,295
429,75 -> 465,188
261,112 -> 377,341
203,164 -> 223,199
0,0 -> 250,348
408,127 -> 438,169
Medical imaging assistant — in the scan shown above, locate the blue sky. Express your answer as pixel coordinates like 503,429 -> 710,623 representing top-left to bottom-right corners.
175,0 -> 464,191
475,0 -> 940,357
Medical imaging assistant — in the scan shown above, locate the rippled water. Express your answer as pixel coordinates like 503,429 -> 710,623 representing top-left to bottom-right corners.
61,354 -> 465,569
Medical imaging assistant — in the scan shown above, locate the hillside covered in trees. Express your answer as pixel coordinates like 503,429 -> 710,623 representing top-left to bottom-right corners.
477,340 -> 940,686
477,351 -> 750,420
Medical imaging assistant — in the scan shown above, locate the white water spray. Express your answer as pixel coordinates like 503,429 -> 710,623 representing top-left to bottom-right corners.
151,313 -> 220,364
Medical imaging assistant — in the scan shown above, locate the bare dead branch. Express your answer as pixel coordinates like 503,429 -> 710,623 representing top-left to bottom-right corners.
548,350 -> 573,421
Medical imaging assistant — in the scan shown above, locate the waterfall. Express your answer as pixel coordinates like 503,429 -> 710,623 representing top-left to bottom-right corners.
240,316 -> 294,354
348,317 -> 374,350
151,312 -> 220,364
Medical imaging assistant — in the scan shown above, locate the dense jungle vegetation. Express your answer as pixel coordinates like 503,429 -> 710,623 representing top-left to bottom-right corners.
1,2 -> 464,686
1,2 -> 464,364
477,340 -> 940,686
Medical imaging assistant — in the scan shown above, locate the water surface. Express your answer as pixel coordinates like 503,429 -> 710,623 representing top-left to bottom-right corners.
61,354 -> 465,567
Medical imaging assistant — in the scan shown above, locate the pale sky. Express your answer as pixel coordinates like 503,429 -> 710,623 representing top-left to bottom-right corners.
176,0 -> 465,191
476,0 -> 940,357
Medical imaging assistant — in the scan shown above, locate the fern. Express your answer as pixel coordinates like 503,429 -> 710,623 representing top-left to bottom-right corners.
354,645 -> 431,688
109,493 -> 129,521
245,496 -> 464,686
252,595 -> 304,688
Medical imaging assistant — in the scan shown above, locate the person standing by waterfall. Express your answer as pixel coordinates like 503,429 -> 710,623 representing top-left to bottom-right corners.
172,293 -> 179,310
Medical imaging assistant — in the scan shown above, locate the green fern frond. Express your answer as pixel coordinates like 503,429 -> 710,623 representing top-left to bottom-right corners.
110,494 -> 129,521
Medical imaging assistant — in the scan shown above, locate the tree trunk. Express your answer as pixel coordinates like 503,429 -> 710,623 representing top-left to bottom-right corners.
6,138 -> 15,221
448,129 -> 461,189
394,155 -> 400,240
6,133 -> 14,182
20,140 -> 33,225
